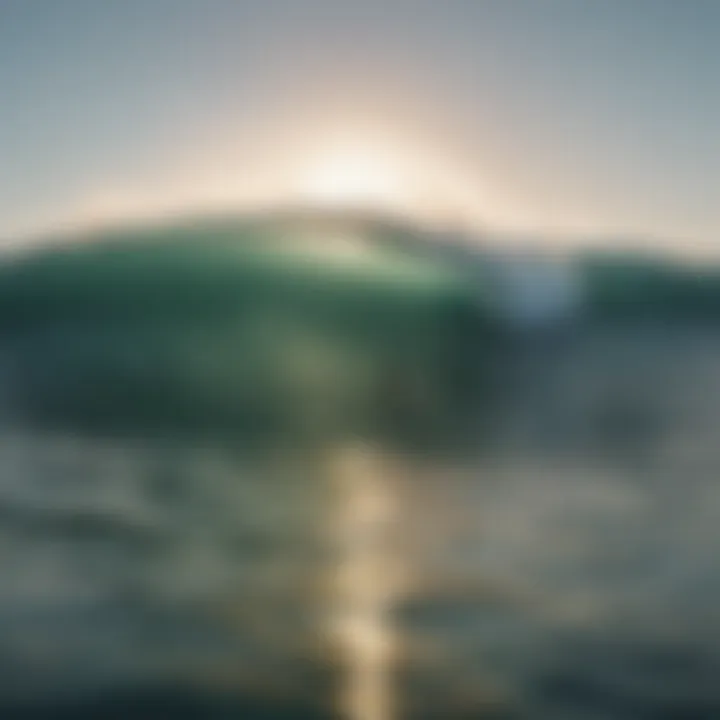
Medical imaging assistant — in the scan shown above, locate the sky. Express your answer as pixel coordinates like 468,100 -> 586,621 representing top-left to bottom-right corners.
1,0 -> 719,251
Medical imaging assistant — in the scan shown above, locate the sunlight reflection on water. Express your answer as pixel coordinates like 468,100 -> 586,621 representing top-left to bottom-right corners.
325,443 -> 403,720
2,325 -> 720,718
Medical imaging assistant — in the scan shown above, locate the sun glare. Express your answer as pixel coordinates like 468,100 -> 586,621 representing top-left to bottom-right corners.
297,146 -> 408,211
286,132 -> 486,229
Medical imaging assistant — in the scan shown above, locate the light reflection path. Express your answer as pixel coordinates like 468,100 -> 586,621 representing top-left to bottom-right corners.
325,443 -> 404,720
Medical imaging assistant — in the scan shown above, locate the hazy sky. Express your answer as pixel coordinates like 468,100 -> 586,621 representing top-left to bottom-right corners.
1,0 -> 719,249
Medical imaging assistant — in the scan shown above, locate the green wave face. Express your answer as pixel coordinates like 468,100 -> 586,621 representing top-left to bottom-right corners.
0,212 -> 500,448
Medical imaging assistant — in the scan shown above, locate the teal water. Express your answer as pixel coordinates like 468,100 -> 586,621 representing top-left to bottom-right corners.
1,218 -> 719,719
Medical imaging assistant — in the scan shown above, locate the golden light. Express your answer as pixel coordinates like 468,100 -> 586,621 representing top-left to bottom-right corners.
325,442 -> 405,720
295,142 -> 411,212
285,131 -> 489,230
50,123 -> 494,242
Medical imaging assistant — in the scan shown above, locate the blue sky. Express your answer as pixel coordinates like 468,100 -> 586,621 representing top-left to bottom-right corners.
1,0 -> 718,249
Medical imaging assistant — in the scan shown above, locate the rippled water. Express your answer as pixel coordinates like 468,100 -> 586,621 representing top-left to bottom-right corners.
2,323 -> 720,719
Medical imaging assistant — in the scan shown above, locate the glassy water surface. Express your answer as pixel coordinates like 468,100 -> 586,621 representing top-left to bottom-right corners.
1,322 -> 720,719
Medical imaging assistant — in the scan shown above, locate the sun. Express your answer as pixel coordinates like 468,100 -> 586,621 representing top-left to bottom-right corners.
297,146 -> 407,211
273,128 -> 487,228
